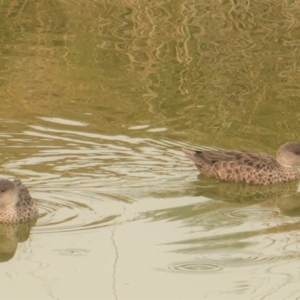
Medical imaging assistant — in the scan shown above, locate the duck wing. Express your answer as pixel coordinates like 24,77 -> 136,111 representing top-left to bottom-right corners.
182,148 -> 277,169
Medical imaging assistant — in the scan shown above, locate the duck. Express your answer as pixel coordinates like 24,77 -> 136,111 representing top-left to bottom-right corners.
0,179 -> 38,224
182,142 -> 300,185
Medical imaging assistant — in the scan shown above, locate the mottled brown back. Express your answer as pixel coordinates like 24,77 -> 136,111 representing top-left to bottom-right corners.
183,148 -> 300,185
15,179 -> 38,223
0,179 -> 38,224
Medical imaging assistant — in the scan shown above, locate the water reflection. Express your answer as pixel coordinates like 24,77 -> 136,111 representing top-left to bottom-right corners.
0,221 -> 36,262
145,177 -> 300,222
188,177 -> 300,204
188,177 -> 300,217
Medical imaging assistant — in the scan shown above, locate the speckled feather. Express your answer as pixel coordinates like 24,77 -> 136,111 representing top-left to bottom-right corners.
182,143 -> 300,185
0,179 -> 38,224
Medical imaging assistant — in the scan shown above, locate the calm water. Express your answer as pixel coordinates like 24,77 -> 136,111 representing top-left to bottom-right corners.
1,0 -> 300,299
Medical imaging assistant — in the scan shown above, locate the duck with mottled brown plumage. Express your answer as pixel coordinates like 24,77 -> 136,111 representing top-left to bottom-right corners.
0,179 -> 38,223
182,142 -> 300,185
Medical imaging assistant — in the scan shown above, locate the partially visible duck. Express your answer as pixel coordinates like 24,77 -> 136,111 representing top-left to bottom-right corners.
0,179 -> 38,223
182,142 -> 300,185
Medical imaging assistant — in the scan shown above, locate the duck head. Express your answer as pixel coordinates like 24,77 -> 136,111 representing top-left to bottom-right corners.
0,180 -> 18,207
277,142 -> 300,167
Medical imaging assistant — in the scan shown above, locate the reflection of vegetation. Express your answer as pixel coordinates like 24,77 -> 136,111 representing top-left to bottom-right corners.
0,1 -> 300,143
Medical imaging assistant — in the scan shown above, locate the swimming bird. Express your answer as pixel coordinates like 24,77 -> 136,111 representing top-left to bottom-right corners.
182,142 -> 300,185
0,179 -> 38,224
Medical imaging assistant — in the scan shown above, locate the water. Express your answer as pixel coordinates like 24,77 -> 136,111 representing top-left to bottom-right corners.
1,0 -> 300,299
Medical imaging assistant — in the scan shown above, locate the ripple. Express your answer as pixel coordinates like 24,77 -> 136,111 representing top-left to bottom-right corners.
165,247 -> 292,275
4,125 -> 194,234
165,250 -> 286,274
166,261 -> 223,273
220,207 -> 275,220
33,191 -> 123,234
197,250 -> 282,267
54,248 -> 90,257
38,117 -> 88,127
